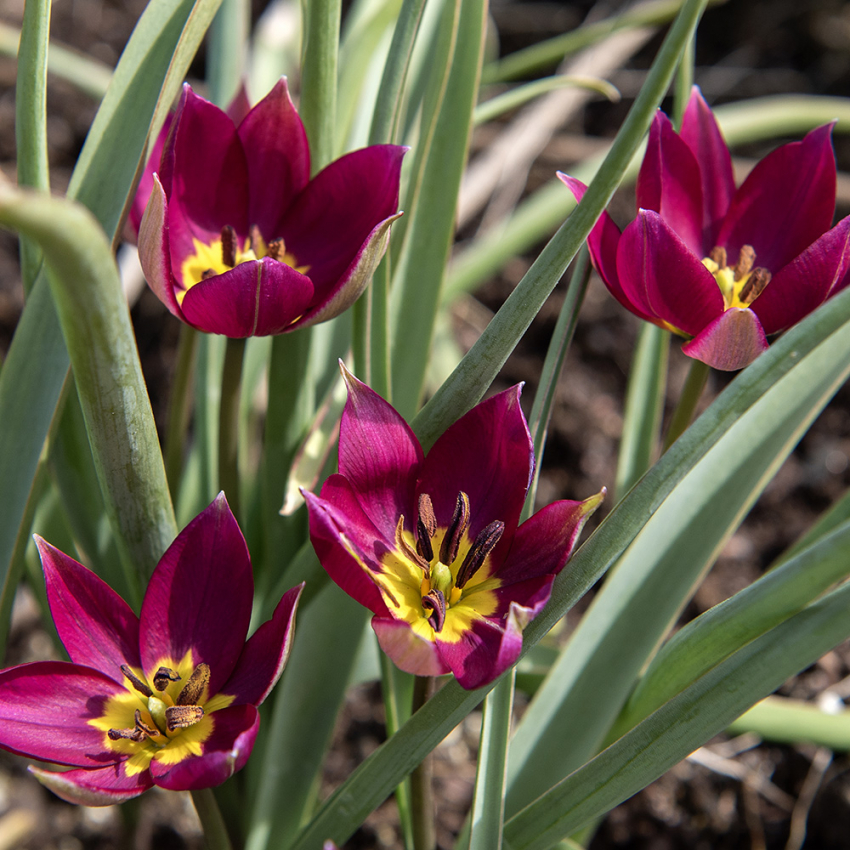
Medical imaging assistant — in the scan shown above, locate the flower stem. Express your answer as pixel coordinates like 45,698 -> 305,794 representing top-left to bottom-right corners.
410,675 -> 436,850
191,787 -> 233,850
164,324 -> 198,501
219,336 -> 246,520
663,357 -> 710,451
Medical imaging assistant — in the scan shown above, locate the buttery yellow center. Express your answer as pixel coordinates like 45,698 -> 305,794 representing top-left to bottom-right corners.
702,244 -> 771,310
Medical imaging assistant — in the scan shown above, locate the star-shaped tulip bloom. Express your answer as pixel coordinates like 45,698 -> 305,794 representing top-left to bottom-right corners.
304,369 -> 603,690
138,79 -> 407,337
561,88 -> 850,370
0,495 -> 302,805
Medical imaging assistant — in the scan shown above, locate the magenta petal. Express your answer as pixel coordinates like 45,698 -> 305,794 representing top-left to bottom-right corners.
436,613 -> 524,690
487,575 -> 555,620
31,763 -> 152,806
418,387 -> 533,557
280,145 -> 406,294
751,215 -> 850,334
150,705 -> 259,791
304,483 -> 392,617
38,538 -> 140,677
618,211 -> 724,336
681,307 -> 768,370
718,124 -> 837,272
496,494 -> 603,585
0,662 -> 124,766
557,174 -> 654,322
128,113 -> 174,241
238,79 -> 310,234
225,83 -> 252,126
220,584 -> 303,706
679,88 -> 735,246
337,368 -> 423,536
371,617 -> 448,677
180,258 -> 315,337
138,176 -> 184,320
290,211 -> 403,330
140,494 -> 253,695
636,111 -> 705,253
165,85 -> 250,265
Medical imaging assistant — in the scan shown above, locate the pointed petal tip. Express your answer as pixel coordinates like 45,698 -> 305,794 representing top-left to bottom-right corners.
681,307 -> 769,371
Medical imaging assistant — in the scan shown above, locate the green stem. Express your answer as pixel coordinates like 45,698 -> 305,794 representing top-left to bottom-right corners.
300,0 -> 341,172
410,675 -> 436,850
164,324 -> 198,502
672,34 -> 695,128
219,336 -> 246,520
614,324 -> 669,500
191,787 -> 234,850
663,357 -> 710,451
468,670 -> 515,850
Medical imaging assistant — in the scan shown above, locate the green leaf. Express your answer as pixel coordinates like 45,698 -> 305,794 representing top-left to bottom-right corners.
245,583 -> 368,850
0,187 -> 176,583
14,0 -> 50,293
612,517 -> 850,741
389,0 -> 486,418
502,582 -> 850,849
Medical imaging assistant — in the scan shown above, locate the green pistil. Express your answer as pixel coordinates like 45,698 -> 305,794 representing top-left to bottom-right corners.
148,696 -> 169,735
430,561 -> 453,597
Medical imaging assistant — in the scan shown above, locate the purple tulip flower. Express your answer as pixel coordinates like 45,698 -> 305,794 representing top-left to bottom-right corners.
304,368 -> 603,690
562,88 -> 850,370
138,80 -> 407,337
0,495 -> 302,805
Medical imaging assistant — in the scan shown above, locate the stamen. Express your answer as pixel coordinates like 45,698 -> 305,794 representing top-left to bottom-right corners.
221,225 -> 238,267
738,267 -> 771,305
153,667 -> 181,692
440,492 -> 471,566
396,516 -> 429,571
249,224 -> 264,255
709,246 -> 727,268
166,705 -> 205,731
456,520 -> 505,588
417,494 -> 437,562
133,709 -> 160,739
421,589 -> 447,632
120,664 -> 152,698
733,245 -> 755,281
266,238 -> 285,262
176,663 -> 210,706
108,710 -> 156,743
201,268 -> 218,280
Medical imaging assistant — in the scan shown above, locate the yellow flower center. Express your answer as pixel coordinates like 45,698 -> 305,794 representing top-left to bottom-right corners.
368,492 -> 504,645
178,224 -> 310,303
701,244 -> 771,310
90,652 -> 234,776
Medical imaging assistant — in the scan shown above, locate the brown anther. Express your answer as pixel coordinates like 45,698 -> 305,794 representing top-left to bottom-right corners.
153,667 -> 181,692
417,494 -> 437,562
421,589 -> 447,632
165,705 -> 204,731
108,710 -> 156,743
709,246 -> 727,268
133,709 -> 160,739
266,238 -> 286,262
221,225 -> 238,267
120,664 -> 152,698
108,726 -> 146,743
738,267 -> 771,305
440,491 -> 471,566
201,268 -> 218,280
456,520 -> 505,588
396,516 -> 429,571
177,662 -> 210,706
733,245 -> 756,281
